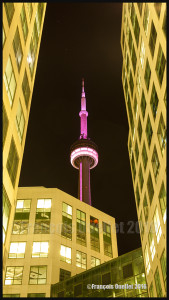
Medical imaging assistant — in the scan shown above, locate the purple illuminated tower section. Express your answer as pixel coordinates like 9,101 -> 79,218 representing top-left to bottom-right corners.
70,79 -> 98,205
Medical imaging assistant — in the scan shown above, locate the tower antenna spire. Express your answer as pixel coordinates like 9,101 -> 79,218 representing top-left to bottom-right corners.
70,79 -> 98,205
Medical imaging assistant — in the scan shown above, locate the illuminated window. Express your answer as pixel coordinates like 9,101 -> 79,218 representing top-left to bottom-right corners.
22,70 -> 30,108
3,25 -> 6,47
4,56 -> 17,107
5,266 -> 23,285
3,104 -> 9,148
157,113 -> 166,156
150,84 -> 159,120
146,115 -> 153,148
148,226 -> 156,261
151,146 -> 160,182
13,27 -> 23,71
59,269 -> 71,282
143,4 -> 150,36
153,207 -> 162,243
32,242 -> 49,258
61,202 -> 72,240
27,20 -> 39,77
3,186 -> 11,244
137,117 -> 142,143
76,209 -> 86,246
143,194 -> 149,222
154,3 -> 162,18
4,3 -> 15,26
144,59 -> 151,91
60,245 -> 71,264
29,266 -> 47,285
16,100 -> 25,143
12,199 -> 31,234
131,155 -> 136,181
139,211 -> 144,240
147,172 -> 154,205
27,3 -> 33,21
91,256 -> 101,268
9,242 -> 26,258
149,282 -> 154,297
140,91 -> 146,120
34,199 -> 51,234
156,44 -> 166,86
90,216 -> 100,252
149,21 -> 157,58
76,250 -> 87,269
6,138 -> 19,187
138,164 -> 144,191
103,222 -> 112,257
134,139 -> 139,163
142,142 -> 148,171
136,67 -> 141,97
20,5 -> 28,43
159,181 -> 166,224
154,267 -> 163,297
136,184 -> 140,207
140,38 -> 145,69
144,245 -> 150,275
160,249 -> 166,290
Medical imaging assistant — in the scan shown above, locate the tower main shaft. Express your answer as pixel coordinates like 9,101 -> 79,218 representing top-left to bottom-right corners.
70,79 -> 98,205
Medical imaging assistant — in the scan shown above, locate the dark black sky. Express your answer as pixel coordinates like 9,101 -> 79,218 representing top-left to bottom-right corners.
19,3 -> 141,256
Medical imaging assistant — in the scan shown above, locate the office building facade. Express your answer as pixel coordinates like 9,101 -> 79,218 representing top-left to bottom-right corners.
3,186 -> 118,297
3,2 -> 47,272
121,3 -> 166,297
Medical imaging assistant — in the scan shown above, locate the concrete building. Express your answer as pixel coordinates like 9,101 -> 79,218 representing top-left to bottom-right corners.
3,2 -> 47,272
121,3 -> 166,297
3,186 -> 118,297
51,247 -> 148,298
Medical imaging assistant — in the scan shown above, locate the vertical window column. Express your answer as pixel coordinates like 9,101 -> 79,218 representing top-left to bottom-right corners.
103,222 -> 113,257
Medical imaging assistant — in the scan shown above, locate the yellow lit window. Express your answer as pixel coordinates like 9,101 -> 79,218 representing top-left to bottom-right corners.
140,38 -> 145,69
32,241 -> 49,258
9,242 -> 26,258
60,245 -> 71,264
4,56 -> 16,107
37,199 -> 51,209
148,226 -> 156,261
144,245 -> 150,275
153,207 -> 162,243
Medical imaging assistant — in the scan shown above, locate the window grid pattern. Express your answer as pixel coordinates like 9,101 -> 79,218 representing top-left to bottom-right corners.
22,70 -> 30,108
138,164 -> 144,191
156,44 -> 166,86
61,202 -> 72,240
148,226 -> 156,261
160,249 -> 166,290
150,84 -> 159,120
34,199 -> 51,234
5,266 -> 23,285
144,59 -> 151,91
32,242 -> 49,258
144,245 -> 150,275
143,193 -> 149,223
12,199 -> 31,235
142,142 -> 148,171
158,181 -> 166,224
60,245 -> 71,264
3,186 -> 11,244
134,139 -> 139,163
13,27 -> 23,71
91,256 -> 101,268
137,117 -> 142,143
103,222 -> 113,257
140,91 -> 146,120
76,251 -> 87,269
16,100 -> 25,143
153,207 -> 162,243
147,172 -> 154,205
6,138 -> 19,187
4,3 -> 15,26
146,115 -> 153,148
154,267 -> 163,297
76,209 -> 86,246
90,216 -> 100,252
4,56 -> 17,107
9,242 -> 26,259
20,4 -> 28,43
157,113 -> 166,156
149,21 -> 157,58
151,146 -> 160,182
29,266 -> 47,285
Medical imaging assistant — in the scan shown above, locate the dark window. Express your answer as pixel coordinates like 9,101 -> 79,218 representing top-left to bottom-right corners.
134,139 -> 139,163
151,146 -> 160,182
137,3 -> 143,15
76,209 -> 86,246
149,22 -> 157,57
3,295 -> 20,298
129,70 -> 134,96
142,142 -> 148,171
22,70 -> 30,108
150,84 -> 159,120
134,15 -> 140,47
103,222 -> 112,257
58,291 -> 64,297
74,284 -> 82,297
5,266 -> 23,285
143,194 -> 149,222
158,181 -> 166,222
13,27 -> 23,71
147,172 -> 154,204
4,3 -> 15,26
127,94 -> 134,137
134,95 -> 138,118
140,91 -> 146,120
27,3 -> 33,21
6,138 -> 19,187
27,294 -> 46,298
156,44 -> 166,86
157,113 -> 166,155
162,10 -> 166,37
102,272 -> 111,285
136,184 -> 140,207
154,3 -> 162,18
29,266 -> 47,285
3,186 -> 11,243
146,115 -> 153,148
131,155 -> 136,181
160,249 -> 166,290
61,202 -> 72,240
137,117 -> 142,143
154,267 -> 163,297
138,164 -> 144,191
34,199 -> 51,234
59,268 -> 71,282
90,216 -> 100,252
3,104 -> 9,148
144,59 -> 151,91
20,5 -> 28,43
123,263 -> 133,279
143,4 -> 150,36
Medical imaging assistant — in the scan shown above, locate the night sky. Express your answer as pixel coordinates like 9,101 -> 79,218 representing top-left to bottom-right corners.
19,3 -> 141,256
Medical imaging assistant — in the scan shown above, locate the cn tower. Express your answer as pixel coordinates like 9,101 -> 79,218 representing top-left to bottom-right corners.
70,79 -> 98,205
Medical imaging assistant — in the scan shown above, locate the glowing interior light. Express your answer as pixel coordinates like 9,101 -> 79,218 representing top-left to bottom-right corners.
60,245 -> 65,257
16,200 -> 24,209
27,55 -> 32,64
44,199 -> 51,209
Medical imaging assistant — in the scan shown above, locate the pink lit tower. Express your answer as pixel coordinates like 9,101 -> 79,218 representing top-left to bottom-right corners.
70,79 -> 98,205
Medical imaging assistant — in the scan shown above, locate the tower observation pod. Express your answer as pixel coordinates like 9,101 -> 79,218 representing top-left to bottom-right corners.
70,79 -> 98,205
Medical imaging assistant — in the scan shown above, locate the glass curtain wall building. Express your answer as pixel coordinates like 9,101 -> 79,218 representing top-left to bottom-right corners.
120,3 -> 166,297
3,3 -> 47,275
